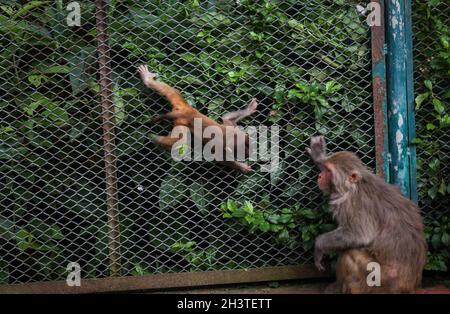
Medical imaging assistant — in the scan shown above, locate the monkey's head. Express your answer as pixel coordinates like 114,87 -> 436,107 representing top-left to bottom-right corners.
318,151 -> 366,194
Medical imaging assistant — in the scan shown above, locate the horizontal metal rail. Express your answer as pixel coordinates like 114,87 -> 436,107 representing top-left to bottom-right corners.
0,265 -> 330,294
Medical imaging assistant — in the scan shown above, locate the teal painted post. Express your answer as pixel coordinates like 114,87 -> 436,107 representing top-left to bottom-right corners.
404,0 -> 417,203
385,0 -> 417,201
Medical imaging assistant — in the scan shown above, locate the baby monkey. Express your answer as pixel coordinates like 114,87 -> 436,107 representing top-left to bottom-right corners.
138,65 -> 257,173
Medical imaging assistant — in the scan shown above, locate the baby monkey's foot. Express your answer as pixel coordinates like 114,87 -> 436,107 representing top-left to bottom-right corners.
138,64 -> 157,87
247,97 -> 258,114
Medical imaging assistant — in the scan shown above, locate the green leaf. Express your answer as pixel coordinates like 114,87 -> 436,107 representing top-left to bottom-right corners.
0,5 -> 14,17
424,80 -> 433,91
441,233 -> 450,246
325,81 -> 342,93
69,121 -> 87,142
50,225 -> 64,240
415,92 -> 429,109
113,90 -> 126,126
438,180 -> 447,195
159,171 -> 187,211
37,65 -> 70,74
431,233 -> 441,249
23,100 -> 41,116
226,199 -> 238,212
0,263 -> 8,284
242,201 -> 254,214
42,103 -> 69,125
16,229 -> 32,251
67,46 -> 96,95
129,8 -> 160,28
428,186 -> 437,199
341,96 -> 359,112
411,137 -> 423,145
432,98 -> 445,114
259,221 -> 271,232
267,214 -> 280,224
277,229 -> 290,242
132,264 -> 145,276
190,180 -> 212,215
13,1 -> 49,19
426,123 -> 436,130
28,74 -> 48,88
0,216 -> 16,240
279,214 -> 292,224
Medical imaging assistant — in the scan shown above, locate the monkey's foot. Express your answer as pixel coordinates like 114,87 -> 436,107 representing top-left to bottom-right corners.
220,161 -> 252,173
239,163 -> 252,174
138,64 -> 157,87
246,98 -> 258,114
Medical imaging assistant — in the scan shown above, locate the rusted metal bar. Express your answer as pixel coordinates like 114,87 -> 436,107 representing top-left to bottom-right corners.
371,0 -> 389,180
0,265 -> 331,294
95,0 -> 121,276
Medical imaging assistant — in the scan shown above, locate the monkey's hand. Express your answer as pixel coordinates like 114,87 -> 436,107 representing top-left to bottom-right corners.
306,135 -> 327,167
314,233 -> 327,271
314,247 -> 325,272
138,64 -> 157,87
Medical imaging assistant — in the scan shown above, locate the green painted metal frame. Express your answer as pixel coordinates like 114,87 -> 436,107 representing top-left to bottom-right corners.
385,0 -> 417,201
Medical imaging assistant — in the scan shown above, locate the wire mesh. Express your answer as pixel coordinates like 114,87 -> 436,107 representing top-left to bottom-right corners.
412,1 -> 449,218
0,0 -> 374,284
412,0 -> 449,271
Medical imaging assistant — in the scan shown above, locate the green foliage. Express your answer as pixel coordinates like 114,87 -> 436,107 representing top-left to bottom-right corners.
413,0 -> 450,271
424,216 -> 450,271
171,241 -> 217,271
131,264 -> 150,276
0,0 -> 371,282
288,80 -> 342,121
221,199 -> 334,250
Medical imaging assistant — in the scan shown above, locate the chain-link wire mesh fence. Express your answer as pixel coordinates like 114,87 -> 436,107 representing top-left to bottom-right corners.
0,0 -> 376,285
412,0 -> 449,271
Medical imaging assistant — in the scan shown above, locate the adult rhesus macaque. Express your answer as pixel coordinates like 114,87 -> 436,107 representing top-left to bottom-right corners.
306,136 -> 427,293
138,65 -> 257,173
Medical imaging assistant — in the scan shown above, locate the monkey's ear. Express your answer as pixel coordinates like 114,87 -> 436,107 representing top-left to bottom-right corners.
349,170 -> 362,183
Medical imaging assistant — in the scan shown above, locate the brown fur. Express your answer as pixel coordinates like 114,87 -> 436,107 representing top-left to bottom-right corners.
307,136 -> 427,294
137,65 -> 257,173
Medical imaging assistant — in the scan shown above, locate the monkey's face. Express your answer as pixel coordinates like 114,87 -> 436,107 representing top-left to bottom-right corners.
318,162 -> 333,193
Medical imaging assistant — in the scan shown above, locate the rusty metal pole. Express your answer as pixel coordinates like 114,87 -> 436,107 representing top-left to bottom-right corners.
371,0 -> 389,181
95,0 -> 121,276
